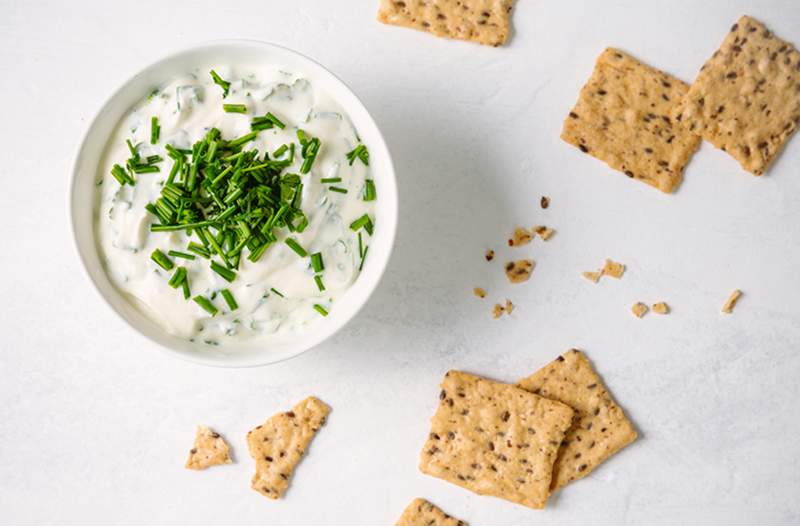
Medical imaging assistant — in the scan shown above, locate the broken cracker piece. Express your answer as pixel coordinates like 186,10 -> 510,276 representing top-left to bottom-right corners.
540,196 -> 550,209
631,302 -> 649,318
420,371 -> 574,509
491,303 -> 505,319
377,0 -> 515,47
246,396 -> 330,500
602,259 -> 625,278
473,287 -> 487,299
504,299 -> 514,314
517,350 -> 638,491
505,259 -> 534,283
509,227 -> 533,247
582,271 -> 603,283
722,289 -> 743,314
394,498 -> 467,526
185,425 -> 232,470
674,16 -> 800,175
485,249 -> 495,262
561,48 -> 701,193
533,225 -> 555,240
652,302 -> 670,314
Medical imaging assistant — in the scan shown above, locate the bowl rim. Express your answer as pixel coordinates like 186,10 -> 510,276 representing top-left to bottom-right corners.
68,39 -> 398,368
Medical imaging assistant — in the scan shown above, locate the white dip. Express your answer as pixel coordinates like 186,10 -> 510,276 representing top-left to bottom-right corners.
96,65 -> 376,346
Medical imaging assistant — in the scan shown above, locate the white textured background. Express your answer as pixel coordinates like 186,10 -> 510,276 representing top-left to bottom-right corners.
1,1 -> 799,524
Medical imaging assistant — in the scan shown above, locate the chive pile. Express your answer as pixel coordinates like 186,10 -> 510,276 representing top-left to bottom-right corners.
109,70 -> 377,319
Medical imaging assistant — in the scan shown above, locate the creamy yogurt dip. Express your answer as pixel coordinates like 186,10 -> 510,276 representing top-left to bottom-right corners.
96,66 -> 376,346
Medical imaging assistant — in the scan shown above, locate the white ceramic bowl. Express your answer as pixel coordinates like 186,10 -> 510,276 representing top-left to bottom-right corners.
70,41 -> 397,367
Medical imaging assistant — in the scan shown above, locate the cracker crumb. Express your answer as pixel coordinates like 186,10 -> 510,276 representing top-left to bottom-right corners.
582,271 -> 603,283
505,299 -> 514,314
652,302 -> 670,314
185,426 -> 232,470
540,196 -> 550,209
533,225 -> 555,240
722,289 -> 742,314
485,249 -> 495,262
505,259 -> 535,284
492,303 -> 505,319
602,259 -> 625,278
473,287 -> 487,299
509,227 -> 533,247
631,302 -> 649,318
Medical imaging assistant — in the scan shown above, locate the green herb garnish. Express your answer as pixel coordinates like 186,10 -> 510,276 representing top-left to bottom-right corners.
314,275 -> 325,292
168,267 -> 187,288
210,260 -> 236,282
320,177 -> 342,184
221,289 -> 238,311
223,103 -> 247,114
193,295 -> 218,316
210,70 -> 230,97
270,287 -> 285,298
349,214 -> 374,235
310,252 -> 324,273
150,249 -> 174,271
313,304 -> 329,316
346,143 -> 369,166
168,250 -> 196,261
284,237 -> 308,257
150,116 -> 160,144
363,179 -> 376,201
329,186 -> 348,194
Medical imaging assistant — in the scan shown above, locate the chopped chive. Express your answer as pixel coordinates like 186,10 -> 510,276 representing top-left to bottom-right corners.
210,260 -> 236,282
320,177 -> 342,183
314,275 -> 326,292
181,278 -> 191,299
168,250 -> 196,260
145,154 -> 163,164
126,139 -> 139,161
150,116 -> 160,144
221,289 -> 238,310
110,164 -> 134,186
328,186 -> 347,194
358,232 -> 363,258
129,164 -> 160,174
346,143 -> 369,166
270,287 -> 284,298
223,103 -> 247,114
150,220 -> 219,232
227,131 -> 257,148
210,70 -> 230,97
359,246 -> 369,271
265,112 -> 285,129
193,295 -> 218,316
363,179 -> 376,201
273,144 -> 288,158
349,214 -> 373,233
168,267 -> 187,288
150,249 -> 174,271
284,237 -> 307,257
313,304 -> 329,316
310,252 -> 324,273
187,243 -> 210,259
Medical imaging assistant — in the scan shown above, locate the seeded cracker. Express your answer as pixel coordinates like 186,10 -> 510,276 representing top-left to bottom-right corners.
246,396 -> 330,499
517,350 -> 637,491
674,16 -> 800,175
419,371 -> 574,509
631,302 -> 649,318
185,426 -> 232,470
562,48 -> 701,193
652,302 -> 670,314
509,227 -> 533,247
377,0 -> 514,47
505,259 -> 534,283
394,498 -> 467,526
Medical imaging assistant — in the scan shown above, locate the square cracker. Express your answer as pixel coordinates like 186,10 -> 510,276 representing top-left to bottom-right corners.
377,0 -> 514,47
395,498 -> 467,526
561,48 -> 702,193
419,371 -> 574,509
185,425 -> 232,470
246,396 -> 330,499
517,350 -> 637,491
674,16 -> 800,175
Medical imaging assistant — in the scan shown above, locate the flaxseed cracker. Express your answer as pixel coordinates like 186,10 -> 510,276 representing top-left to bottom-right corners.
517,350 -> 637,491
561,48 -> 701,193
395,498 -> 467,526
419,371 -> 574,509
185,425 -> 232,470
246,396 -> 330,499
674,16 -> 800,175
377,0 -> 514,47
